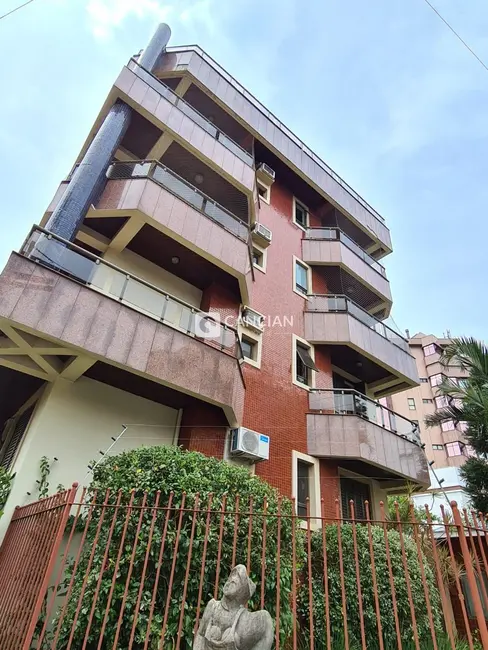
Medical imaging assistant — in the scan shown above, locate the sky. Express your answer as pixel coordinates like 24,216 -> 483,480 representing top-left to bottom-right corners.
0,0 -> 487,339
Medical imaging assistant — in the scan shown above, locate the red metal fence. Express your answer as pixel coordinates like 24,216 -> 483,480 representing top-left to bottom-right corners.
1,487 -> 488,649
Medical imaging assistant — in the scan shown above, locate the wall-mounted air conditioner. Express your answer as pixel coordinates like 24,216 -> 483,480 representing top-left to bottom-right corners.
256,163 -> 276,185
252,223 -> 272,247
230,427 -> 270,462
241,307 -> 264,332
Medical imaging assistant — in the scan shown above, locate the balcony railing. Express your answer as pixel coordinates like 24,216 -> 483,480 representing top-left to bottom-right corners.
165,45 -> 386,224
309,388 -> 422,446
127,58 -> 254,168
20,227 -> 243,361
307,294 -> 410,353
305,228 -> 386,277
106,160 -> 249,242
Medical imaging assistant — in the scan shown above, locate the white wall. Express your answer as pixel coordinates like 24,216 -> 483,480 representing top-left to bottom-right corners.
0,377 -> 179,538
103,248 -> 202,308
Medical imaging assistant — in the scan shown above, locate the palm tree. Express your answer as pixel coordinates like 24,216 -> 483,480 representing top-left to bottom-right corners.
424,337 -> 488,512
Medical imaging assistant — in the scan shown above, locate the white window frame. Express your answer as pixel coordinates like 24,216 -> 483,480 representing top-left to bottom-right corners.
408,398 -> 416,410
257,181 -> 271,205
252,243 -> 267,273
293,256 -> 311,298
292,334 -> 316,390
292,450 -> 321,527
238,327 -> 262,369
292,196 -> 309,230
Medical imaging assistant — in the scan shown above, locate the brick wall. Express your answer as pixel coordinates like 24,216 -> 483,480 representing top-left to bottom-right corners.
179,401 -> 228,458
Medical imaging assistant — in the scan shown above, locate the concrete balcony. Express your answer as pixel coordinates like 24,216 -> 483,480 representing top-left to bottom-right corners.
0,229 -> 245,425
114,61 -> 256,199
44,161 -> 253,304
302,228 -> 391,308
304,295 -> 419,394
307,389 -> 429,487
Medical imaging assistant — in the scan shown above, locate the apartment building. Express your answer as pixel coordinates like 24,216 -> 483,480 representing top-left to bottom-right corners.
0,24 -> 428,528
390,333 -> 471,468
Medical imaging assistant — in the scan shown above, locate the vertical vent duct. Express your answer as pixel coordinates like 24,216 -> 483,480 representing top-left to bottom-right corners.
46,23 -> 172,242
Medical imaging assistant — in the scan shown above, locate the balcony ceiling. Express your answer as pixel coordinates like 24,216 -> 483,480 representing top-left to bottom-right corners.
121,110 -> 162,159
161,141 -> 249,222
127,224 -> 241,296
315,266 -> 385,315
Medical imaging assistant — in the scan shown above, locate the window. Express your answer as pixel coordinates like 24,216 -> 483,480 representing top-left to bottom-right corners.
420,378 -> 428,383
0,404 -> 35,470
295,341 -> 318,387
292,451 -> 321,522
408,398 -> 416,410
293,198 -> 309,229
441,420 -> 455,432
459,421 -> 468,433
423,399 -> 433,404
435,395 -> 449,409
241,337 -> 256,361
294,260 -> 309,295
340,477 -> 371,520
446,442 -> 464,457
452,398 -> 463,409
423,344 -> 438,357
432,444 -> 444,451
252,247 -> 263,268
430,374 -> 444,387
297,460 -> 311,517
257,181 -> 270,204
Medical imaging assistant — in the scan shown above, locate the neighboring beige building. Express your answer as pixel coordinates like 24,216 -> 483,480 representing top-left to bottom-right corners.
390,332 -> 471,469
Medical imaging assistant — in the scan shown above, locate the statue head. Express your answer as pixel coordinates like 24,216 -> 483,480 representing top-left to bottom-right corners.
222,565 -> 256,605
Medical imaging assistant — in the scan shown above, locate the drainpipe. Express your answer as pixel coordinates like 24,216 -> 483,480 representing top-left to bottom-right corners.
46,23 -> 172,242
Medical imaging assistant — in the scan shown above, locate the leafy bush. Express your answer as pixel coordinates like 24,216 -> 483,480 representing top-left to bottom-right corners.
50,446 -> 297,649
0,466 -> 14,516
297,523 -> 443,649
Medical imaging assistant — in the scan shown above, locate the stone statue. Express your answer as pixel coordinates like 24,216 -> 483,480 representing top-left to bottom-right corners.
193,565 -> 274,650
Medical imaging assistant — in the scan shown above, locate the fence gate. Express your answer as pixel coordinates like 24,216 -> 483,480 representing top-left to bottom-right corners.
0,485 -> 76,649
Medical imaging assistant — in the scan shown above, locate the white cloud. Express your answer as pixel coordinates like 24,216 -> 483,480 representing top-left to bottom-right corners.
86,0 -> 173,39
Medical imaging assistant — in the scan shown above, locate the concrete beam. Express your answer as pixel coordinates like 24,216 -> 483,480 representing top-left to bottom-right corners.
60,356 -> 96,382
109,216 -> 144,253
174,77 -> 192,97
0,355 -> 50,381
147,132 -> 173,161
77,226 -> 110,253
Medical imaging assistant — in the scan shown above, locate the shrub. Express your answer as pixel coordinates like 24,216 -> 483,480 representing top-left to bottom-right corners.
0,467 -> 14,516
297,523 -> 443,649
49,446 -> 297,649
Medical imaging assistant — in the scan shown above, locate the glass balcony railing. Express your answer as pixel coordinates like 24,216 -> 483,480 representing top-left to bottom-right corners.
127,58 -> 254,168
106,160 -> 249,242
309,388 -> 422,446
304,228 -> 386,277
307,294 -> 410,353
20,227 -> 243,361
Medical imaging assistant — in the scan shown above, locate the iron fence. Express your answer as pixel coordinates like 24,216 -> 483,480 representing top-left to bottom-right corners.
1,488 -> 488,649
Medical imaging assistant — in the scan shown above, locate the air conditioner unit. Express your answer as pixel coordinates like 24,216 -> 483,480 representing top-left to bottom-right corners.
256,162 -> 276,184
252,223 -> 272,247
242,307 -> 264,332
230,427 -> 270,462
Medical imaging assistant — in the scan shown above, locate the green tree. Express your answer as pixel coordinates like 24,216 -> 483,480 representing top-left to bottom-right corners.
424,337 -> 488,513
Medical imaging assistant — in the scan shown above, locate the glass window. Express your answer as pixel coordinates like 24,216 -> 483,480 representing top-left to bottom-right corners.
257,182 -> 270,203
241,337 -> 256,361
297,460 -> 310,517
446,442 -> 464,457
294,200 -> 308,228
423,399 -> 433,404
435,395 -> 449,409
441,420 -> 455,432
295,342 -> 318,386
459,421 -> 468,433
340,477 -> 371,520
252,248 -> 263,268
452,398 -> 463,409
295,261 -> 309,295
430,374 -> 444,387
423,344 -> 438,357
420,378 -> 428,383
408,398 -> 416,410
432,444 -> 444,450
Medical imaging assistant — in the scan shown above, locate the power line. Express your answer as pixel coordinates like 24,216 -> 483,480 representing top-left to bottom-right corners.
421,0 -> 488,73
0,0 -> 35,21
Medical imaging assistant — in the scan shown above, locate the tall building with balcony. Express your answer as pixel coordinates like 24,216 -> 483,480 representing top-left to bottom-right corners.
0,24 -> 428,527
390,333 -> 471,468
